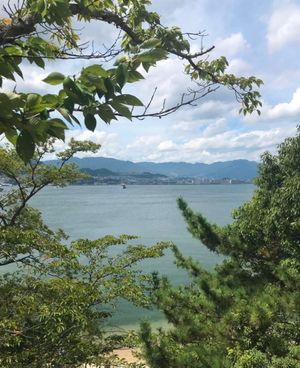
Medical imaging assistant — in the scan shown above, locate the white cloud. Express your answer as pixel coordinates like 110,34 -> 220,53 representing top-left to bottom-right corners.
267,88 -> 300,119
214,33 -> 249,58
202,119 -> 228,137
48,129 -> 118,159
157,140 -> 178,152
126,135 -> 162,149
182,98 -> 237,122
206,33 -> 252,79
245,87 -> 300,123
2,65 -> 49,93
173,119 -> 207,132
181,128 -> 295,158
135,57 -> 193,111
227,58 -> 252,76
267,1 -> 300,52
267,68 -> 300,91
70,124 -> 296,164
172,116 -> 229,137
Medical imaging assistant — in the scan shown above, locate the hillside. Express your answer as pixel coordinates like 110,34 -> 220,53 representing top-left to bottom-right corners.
45,157 -> 258,181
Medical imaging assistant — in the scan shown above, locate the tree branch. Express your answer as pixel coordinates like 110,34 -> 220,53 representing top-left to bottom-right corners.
0,254 -> 31,266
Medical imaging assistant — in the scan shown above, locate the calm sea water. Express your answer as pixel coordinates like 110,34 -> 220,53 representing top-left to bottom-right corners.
30,184 -> 254,329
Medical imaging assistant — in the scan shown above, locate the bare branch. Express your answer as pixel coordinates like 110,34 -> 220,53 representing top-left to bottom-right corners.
131,86 -> 219,119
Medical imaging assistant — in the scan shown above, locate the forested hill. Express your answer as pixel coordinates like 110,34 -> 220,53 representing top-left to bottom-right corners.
45,157 -> 258,181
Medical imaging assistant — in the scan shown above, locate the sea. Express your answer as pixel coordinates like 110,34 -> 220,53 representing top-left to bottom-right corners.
30,184 -> 254,331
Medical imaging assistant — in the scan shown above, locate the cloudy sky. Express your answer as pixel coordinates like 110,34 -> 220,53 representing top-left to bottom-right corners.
2,0 -> 300,163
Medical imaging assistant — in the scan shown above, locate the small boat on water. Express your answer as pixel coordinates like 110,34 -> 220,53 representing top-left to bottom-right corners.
122,184 -> 126,189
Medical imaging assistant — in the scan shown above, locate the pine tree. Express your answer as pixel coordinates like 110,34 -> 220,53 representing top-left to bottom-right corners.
139,129 -> 300,368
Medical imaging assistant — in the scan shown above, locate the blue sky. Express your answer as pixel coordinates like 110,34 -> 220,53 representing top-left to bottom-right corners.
2,0 -> 300,163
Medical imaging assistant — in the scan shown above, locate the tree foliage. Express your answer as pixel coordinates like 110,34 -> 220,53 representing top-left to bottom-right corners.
139,129 -> 300,368
0,0 -> 262,160
0,1 -> 267,366
0,140 -> 169,367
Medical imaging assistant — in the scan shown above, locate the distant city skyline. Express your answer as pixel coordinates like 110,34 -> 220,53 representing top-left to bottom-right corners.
1,0 -> 299,163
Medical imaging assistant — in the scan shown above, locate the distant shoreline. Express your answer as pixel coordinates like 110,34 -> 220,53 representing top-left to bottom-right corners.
72,181 -> 253,186
107,318 -> 170,333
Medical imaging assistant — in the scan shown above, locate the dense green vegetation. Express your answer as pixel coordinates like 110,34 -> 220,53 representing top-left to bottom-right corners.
2,1 -> 298,367
139,129 -> 300,368
0,140 -> 169,367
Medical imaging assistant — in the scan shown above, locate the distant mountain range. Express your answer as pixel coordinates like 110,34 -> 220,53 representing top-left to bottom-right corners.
46,157 -> 258,181
81,168 -> 167,178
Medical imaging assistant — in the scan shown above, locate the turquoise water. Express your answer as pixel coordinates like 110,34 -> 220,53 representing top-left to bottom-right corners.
30,184 -> 254,329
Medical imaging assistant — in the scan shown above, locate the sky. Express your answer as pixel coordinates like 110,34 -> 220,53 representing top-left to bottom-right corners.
1,0 -> 300,163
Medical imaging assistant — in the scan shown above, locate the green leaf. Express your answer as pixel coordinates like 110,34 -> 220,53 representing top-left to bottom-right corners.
127,70 -> 144,83
26,93 -> 42,107
96,79 -> 107,93
4,45 -> 23,56
137,48 -> 168,63
63,76 -> 76,90
70,114 -> 81,125
140,38 -> 161,49
0,92 -> 23,111
116,64 -> 128,89
142,62 -> 152,72
57,107 -> 72,123
114,94 -> 143,106
5,128 -> 18,145
47,118 -> 67,140
82,65 -> 108,78
104,78 -> 115,100
84,114 -> 97,131
34,57 -> 45,69
11,62 -> 23,79
48,118 -> 67,129
0,61 -> 15,80
43,72 -> 66,85
63,77 -> 90,105
110,101 -> 132,120
26,94 -> 45,113
16,130 -> 35,162
62,97 -> 74,113
98,104 -> 116,124
42,94 -> 59,107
